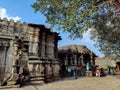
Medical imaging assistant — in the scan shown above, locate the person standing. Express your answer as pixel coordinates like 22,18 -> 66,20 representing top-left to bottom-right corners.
73,68 -> 78,79
67,67 -> 71,76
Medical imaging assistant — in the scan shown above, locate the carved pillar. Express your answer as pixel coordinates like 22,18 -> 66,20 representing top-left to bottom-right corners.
90,52 -> 95,65
32,28 -> 39,56
80,54 -> 84,65
28,27 -> 34,55
54,39 -> 59,58
70,55 -> 73,65
40,32 -> 46,57
63,55 -> 67,65
45,35 -> 55,58
74,54 -> 77,65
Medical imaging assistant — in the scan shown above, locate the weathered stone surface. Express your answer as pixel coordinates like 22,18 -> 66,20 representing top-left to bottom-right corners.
0,19 -> 61,86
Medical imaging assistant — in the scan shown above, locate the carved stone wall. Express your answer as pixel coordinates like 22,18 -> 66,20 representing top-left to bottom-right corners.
46,35 -> 55,58
0,18 -> 61,85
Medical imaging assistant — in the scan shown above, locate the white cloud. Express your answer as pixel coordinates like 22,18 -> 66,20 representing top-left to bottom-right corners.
0,7 -> 21,22
81,29 -> 95,44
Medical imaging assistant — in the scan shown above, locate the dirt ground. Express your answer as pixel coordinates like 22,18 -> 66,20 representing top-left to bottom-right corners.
1,75 -> 120,90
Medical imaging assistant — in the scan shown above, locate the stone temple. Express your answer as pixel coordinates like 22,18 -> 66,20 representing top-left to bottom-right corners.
58,45 -> 96,77
0,18 -> 96,87
0,18 -> 61,86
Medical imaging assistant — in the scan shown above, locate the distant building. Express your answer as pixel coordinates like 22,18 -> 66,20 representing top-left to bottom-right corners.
95,56 -> 117,68
58,45 -> 96,77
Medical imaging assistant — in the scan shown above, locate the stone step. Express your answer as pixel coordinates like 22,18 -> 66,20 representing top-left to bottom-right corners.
0,85 -> 20,89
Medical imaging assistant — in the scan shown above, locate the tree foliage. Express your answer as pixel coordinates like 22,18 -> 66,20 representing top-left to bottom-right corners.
32,0 -> 120,56
91,10 -> 120,56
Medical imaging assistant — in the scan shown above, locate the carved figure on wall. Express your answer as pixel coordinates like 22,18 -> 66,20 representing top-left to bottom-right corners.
32,64 -> 36,74
35,64 -> 45,76
40,64 -> 45,74
35,64 -> 40,75
46,63 -> 52,75
54,64 -> 60,75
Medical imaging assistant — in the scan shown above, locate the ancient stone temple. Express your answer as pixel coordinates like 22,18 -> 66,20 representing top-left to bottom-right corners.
0,18 -> 61,86
58,45 -> 96,77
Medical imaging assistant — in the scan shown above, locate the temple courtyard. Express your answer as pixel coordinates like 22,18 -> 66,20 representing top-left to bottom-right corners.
1,75 -> 120,90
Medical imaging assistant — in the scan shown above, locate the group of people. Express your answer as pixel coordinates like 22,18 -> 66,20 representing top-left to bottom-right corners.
95,67 -> 104,77
66,65 -> 115,79
95,66 -> 115,77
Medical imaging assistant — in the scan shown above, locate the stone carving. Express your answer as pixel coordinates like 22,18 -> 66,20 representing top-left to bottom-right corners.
8,19 -> 14,34
35,64 -> 40,75
46,35 -> 55,58
35,64 -> 44,75
45,63 -> 52,75
21,22 -> 28,38
28,27 -> 34,55
0,18 -> 61,86
15,21 -> 21,34
32,28 -> 39,55
55,64 -> 60,75
34,28 -> 39,42
52,64 -> 60,75
28,27 -> 39,56
40,33 -> 46,57
1,18 -> 8,34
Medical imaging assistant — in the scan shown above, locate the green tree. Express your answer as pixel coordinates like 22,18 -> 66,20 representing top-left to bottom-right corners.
91,11 -> 120,56
32,0 -> 120,56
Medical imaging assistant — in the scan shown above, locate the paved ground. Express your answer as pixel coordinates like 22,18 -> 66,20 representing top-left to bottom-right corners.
1,75 -> 120,90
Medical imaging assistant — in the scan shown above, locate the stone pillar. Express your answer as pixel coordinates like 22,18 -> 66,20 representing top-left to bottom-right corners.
40,32 -> 46,57
74,54 -> 77,65
65,55 -> 68,65
70,55 -> 73,65
80,54 -> 84,65
54,39 -> 58,58
45,35 -> 55,58
32,28 -> 39,56
28,27 -> 34,55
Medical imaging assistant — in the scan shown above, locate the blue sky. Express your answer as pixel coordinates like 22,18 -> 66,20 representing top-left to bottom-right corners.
0,0 -> 104,57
